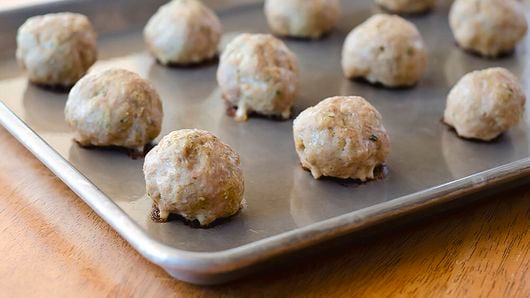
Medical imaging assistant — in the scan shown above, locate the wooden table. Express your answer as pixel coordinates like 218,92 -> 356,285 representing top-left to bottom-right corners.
0,125 -> 529,297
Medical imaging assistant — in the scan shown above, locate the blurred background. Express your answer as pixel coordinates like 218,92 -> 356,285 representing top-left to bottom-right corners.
0,0 -> 59,9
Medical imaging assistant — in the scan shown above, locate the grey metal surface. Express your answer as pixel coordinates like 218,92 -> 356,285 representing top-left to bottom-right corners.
1,0 -> 530,284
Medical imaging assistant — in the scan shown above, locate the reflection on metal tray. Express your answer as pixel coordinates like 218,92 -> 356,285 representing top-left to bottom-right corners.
1,0 -> 530,284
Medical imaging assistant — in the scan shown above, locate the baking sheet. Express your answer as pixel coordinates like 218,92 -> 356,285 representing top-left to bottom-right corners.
1,0 -> 530,284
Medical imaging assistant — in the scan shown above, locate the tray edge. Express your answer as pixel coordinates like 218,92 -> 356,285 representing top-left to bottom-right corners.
2,101 -> 530,284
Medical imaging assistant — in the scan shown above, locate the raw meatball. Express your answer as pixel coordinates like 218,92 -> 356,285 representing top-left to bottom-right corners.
293,96 -> 390,181
144,0 -> 222,65
443,68 -> 525,141
341,14 -> 427,88
264,0 -> 340,39
143,129 -> 244,226
449,0 -> 527,58
375,0 -> 436,14
65,69 -> 163,150
16,12 -> 97,87
217,33 -> 299,121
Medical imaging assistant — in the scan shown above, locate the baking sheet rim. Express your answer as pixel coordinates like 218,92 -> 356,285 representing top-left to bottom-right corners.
2,101 -> 530,281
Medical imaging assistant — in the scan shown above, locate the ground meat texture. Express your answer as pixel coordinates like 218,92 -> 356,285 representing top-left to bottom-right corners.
443,68 -> 526,141
293,96 -> 390,181
143,129 -> 245,226
64,68 -> 163,150
217,33 -> 299,122
16,12 -> 97,87
449,0 -> 527,58
264,0 -> 341,39
144,0 -> 222,65
341,14 -> 427,88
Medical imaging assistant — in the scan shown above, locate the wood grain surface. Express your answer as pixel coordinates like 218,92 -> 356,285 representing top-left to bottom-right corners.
0,125 -> 529,297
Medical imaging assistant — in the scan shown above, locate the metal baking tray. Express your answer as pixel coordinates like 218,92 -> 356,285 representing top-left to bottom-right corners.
1,0 -> 530,285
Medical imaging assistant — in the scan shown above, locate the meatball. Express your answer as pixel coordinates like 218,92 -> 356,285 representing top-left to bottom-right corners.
375,0 -> 436,14
64,69 -> 163,150
16,12 -> 97,87
293,96 -> 390,181
144,0 -> 222,65
341,14 -> 427,88
443,68 -> 525,141
449,0 -> 527,58
143,129 -> 245,226
217,33 -> 299,122
264,0 -> 340,39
